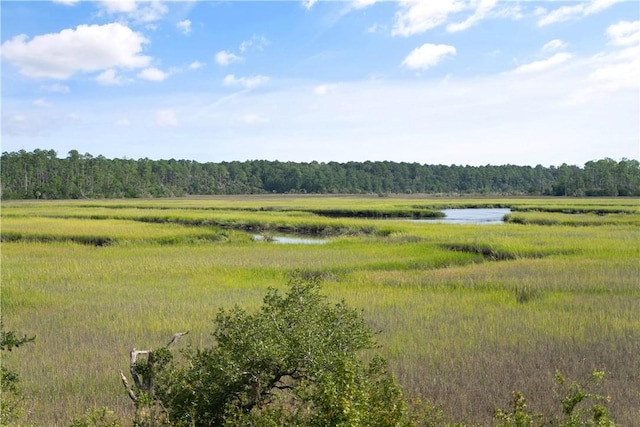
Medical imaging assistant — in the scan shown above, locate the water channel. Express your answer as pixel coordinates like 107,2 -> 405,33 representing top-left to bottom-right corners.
413,208 -> 511,225
252,209 -> 511,244
252,235 -> 328,244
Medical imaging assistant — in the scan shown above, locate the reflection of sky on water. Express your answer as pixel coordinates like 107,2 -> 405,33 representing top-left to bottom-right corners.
253,209 -> 511,244
253,235 -> 328,244
413,208 -> 511,225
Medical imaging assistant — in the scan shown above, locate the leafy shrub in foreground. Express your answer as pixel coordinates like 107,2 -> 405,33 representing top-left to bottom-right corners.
494,370 -> 616,427
150,279 -> 410,427
1,323 -> 35,427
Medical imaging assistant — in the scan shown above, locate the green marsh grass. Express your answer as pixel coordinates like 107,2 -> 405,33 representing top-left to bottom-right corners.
1,196 -> 638,425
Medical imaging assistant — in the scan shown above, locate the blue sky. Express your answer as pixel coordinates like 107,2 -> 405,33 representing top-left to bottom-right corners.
1,0 -> 638,166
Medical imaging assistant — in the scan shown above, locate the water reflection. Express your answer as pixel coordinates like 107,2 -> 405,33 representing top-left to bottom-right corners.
252,235 -> 328,244
413,208 -> 511,224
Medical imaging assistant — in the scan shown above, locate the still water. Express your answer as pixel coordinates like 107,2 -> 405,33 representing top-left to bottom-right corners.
252,235 -> 328,244
253,209 -> 511,244
414,208 -> 511,225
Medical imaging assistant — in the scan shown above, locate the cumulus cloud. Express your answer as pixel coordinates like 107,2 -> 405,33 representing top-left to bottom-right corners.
512,53 -> 573,74
99,0 -> 137,13
215,50 -> 243,66
137,67 -> 169,82
188,61 -> 204,70
570,21 -> 640,102
392,1 -> 465,36
98,0 -> 168,23
401,43 -> 456,71
223,74 -> 270,89
537,0 -> 620,26
53,0 -> 80,5
156,109 -> 178,127
607,20 -> 640,46
96,69 -> 126,85
176,19 -> 191,35
446,0 -> 498,33
542,39 -> 568,52
1,23 -> 150,79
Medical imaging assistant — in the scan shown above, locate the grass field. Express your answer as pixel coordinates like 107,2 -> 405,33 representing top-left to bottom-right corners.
1,196 -> 639,426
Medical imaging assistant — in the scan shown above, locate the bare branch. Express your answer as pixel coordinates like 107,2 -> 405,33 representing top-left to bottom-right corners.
120,370 -> 138,403
166,330 -> 190,348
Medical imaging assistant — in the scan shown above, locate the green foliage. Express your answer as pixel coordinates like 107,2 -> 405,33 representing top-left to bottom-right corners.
68,407 -> 122,427
3,149 -> 639,199
0,326 -> 35,352
1,323 -> 35,427
494,392 -> 543,427
553,370 -> 616,427
493,371 -> 617,427
152,279 -> 409,426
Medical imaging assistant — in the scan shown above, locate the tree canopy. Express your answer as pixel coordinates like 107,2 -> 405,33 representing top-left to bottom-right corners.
145,278 -> 409,427
2,150 -> 638,199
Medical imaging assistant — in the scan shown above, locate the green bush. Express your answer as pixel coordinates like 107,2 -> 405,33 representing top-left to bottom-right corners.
151,279 -> 410,426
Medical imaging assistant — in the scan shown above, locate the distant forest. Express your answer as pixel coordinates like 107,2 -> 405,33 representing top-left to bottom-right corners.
1,149 -> 639,199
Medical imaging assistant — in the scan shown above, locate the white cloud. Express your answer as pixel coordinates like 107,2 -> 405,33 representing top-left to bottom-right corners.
349,0 -> 380,10
392,0 -> 465,37
446,0 -> 498,33
607,20 -> 640,46
99,0 -> 137,13
43,83 -> 70,93
314,84 -> 337,95
241,114 -> 270,125
538,0 -> 620,26
1,23 -> 150,79
98,0 -> 168,23
2,114 -> 31,136
401,43 -> 456,71
188,61 -> 204,70
588,48 -> 639,89
134,1 -> 168,24
53,0 -> 80,5
366,23 -> 385,34
239,35 -> 270,53
223,74 -> 270,89
388,0 -> 512,35
156,109 -> 178,127
96,68 -> 126,86
137,67 -> 169,82
215,50 -> 243,66
356,0 -> 380,7
176,19 -> 191,35
302,0 -> 318,10
542,39 -> 568,52
33,98 -> 53,108
513,53 -> 573,74
570,20 -> 639,104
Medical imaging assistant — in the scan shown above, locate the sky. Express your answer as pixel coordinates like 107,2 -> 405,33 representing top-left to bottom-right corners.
1,0 -> 638,166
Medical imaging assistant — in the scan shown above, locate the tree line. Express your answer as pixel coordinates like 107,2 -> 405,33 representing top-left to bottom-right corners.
1,149 -> 638,199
